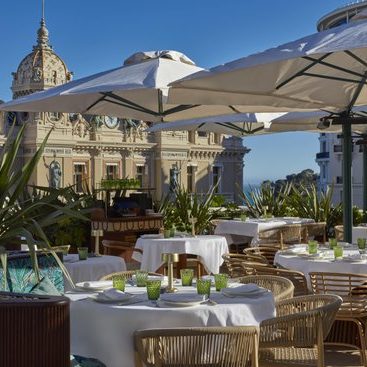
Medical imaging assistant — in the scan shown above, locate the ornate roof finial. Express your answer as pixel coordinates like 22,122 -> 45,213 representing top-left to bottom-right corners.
35,0 -> 51,49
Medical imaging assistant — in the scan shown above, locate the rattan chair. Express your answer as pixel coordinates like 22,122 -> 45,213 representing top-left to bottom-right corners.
259,294 -> 342,367
0,292 -> 70,367
243,246 -> 279,265
259,224 -> 302,249
134,326 -> 259,367
222,253 -> 269,278
99,270 -> 162,281
102,239 -> 138,256
334,225 -> 344,241
238,275 -> 294,303
309,272 -> 367,366
302,222 -> 327,243
246,264 -> 309,297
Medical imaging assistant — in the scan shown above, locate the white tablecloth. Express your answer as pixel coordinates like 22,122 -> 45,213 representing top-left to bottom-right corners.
64,255 -> 126,291
215,217 -> 314,245
68,285 -> 275,367
275,246 -> 367,287
132,235 -> 229,274
352,226 -> 367,244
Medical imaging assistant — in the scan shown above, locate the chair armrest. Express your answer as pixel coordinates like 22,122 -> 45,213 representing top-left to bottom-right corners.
260,311 -> 320,347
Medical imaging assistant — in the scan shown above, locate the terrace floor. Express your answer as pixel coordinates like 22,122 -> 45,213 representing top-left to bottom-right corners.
325,347 -> 363,366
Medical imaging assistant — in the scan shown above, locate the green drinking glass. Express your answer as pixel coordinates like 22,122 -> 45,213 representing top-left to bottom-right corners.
112,275 -> 126,291
214,273 -> 229,291
197,278 -> 211,296
334,245 -> 343,259
308,240 -> 318,255
180,269 -> 194,286
357,238 -> 366,250
329,237 -> 337,249
170,225 -> 176,237
240,214 -> 247,222
146,280 -> 161,300
135,270 -> 149,287
77,247 -> 88,260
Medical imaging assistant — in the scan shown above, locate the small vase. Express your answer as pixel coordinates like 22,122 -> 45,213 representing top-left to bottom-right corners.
164,229 -> 171,239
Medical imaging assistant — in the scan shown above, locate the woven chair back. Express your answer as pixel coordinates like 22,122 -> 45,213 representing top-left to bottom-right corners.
250,265 -> 309,296
222,253 -> 269,278
260,294 -> 342,349
134,326 -> 259,367
309,272 -> 367,318
302,222 -> 327,243
243,246 -> 278,264
239,275 -> 294,302
334,225 -> 344,241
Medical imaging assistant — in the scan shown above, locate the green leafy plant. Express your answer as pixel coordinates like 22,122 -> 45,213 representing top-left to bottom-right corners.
210,194 -> 226,208
158,185 -> 219,234
285,183 -> 342,231
0,124 -> 88,283
240,182 -> 292,218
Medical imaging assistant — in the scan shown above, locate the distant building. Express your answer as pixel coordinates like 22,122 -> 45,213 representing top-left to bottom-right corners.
0,16 -> 249,203
315,1 -> 367,206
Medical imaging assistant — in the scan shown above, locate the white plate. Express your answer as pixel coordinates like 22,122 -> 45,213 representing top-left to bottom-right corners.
90,293 -> 135,304
75,281 -> 113,291
159,293 -> 205,307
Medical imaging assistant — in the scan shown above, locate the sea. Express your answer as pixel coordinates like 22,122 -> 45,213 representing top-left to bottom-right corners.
243,183 -> 261,196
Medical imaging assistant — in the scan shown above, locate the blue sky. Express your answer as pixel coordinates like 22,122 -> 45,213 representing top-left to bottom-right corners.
0,0 -> 351,184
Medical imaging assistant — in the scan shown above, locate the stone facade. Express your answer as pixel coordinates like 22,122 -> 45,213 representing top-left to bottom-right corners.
0,18 -> 248,202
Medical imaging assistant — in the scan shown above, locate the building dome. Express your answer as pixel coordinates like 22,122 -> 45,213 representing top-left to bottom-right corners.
11,18 -> 72,99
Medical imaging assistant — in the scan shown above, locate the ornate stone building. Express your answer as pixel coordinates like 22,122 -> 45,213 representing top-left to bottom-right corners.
1,17 -> 248,202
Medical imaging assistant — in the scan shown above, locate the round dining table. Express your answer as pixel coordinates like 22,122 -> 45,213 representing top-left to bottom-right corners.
132,234 -> 229,274
215,217 -> 314,245
275,244 -> 367,287
63,254 -> 126,291
67,283 -> 275,367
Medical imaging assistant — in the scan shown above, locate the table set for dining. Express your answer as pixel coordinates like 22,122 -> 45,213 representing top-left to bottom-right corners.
214,216 -> 314,245
275,242 -> 367,285
63,254 -> 126,291
132,234 -> 229,273
67,277 -> 275,367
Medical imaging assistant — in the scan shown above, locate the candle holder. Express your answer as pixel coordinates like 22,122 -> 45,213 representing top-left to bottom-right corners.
161,253 -> 179,293
91,229 -> 103,257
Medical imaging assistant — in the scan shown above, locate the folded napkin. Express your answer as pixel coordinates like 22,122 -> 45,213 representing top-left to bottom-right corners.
221,283 -> 262,297
101,288 -> 129,301
81,281 -> 112,289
